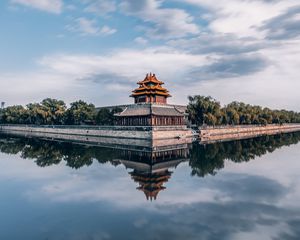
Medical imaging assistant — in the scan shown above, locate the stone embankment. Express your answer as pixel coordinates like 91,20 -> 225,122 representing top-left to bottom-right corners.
199,124 -> 300,143
0,124 -> 193,140
1,124 -> 300,146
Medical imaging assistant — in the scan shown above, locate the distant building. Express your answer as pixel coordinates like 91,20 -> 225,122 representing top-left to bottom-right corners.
1,102 -> 5,109
114,73 -> 186,126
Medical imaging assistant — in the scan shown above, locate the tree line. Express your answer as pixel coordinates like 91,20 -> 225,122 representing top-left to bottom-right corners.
0,98 -> 122,125
1,96 -> 300,127
1,131 -> 299,175
187,95 -> 300,126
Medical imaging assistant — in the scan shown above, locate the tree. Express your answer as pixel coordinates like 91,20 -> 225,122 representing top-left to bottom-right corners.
26,103 -> 45,125
187,95 -> 300,126
187,96 -> 222,126
225,107 -> 240,125
1,105 -> 28,124
40,98 -> 66,125
95,107 -> 123,125
64,100 -> 96,125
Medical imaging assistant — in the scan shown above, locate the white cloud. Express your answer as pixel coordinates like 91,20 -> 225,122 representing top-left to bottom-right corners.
0,47 -> 208,106
84,0 -> 116,15
134,37 -> 148,45
39,48 -> 206,80
100,25 -> 117,35
185,0 -> 300,38
2,37 -> 300,110
120,0 -> 199,39
11,0 -> 63,14
173,39 -> 300,110
66,17 -> 116,36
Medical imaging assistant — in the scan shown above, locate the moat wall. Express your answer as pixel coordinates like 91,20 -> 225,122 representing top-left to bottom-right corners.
2,124 -> 300,146
199,124 -> 300,143
0,125 -> 193,141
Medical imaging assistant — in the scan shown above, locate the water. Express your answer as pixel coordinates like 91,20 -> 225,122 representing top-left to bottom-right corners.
0,133 -> 300,240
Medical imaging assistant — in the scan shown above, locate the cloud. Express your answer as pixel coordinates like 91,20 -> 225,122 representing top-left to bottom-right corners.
0,47 -> 206,106
120,0 -> 199,39
2,38 -> 300,110
185,0 -> 300,37
84,0 -> 116,15
260,6 -> 300,40
174,40 -> 300,110
77,73 -> 132,92
168,33 -> 266,55
134,37 -> 148,45
38,48 -> 206,80
66,17 -> 116,36
188,54 -> 268,81
11,0 -> 63,14
100,25 -> 116,35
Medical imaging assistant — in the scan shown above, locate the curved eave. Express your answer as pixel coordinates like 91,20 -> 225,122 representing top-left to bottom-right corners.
137,80 -> 164,85
130,92 -> 171,97
133,86 -> 168,91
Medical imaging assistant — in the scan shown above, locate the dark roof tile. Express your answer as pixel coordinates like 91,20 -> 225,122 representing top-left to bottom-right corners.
115,104 -> 184,117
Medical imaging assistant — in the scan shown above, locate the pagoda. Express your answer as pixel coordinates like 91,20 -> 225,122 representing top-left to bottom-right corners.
114,73 -> 185,126
131,73 -> 171,104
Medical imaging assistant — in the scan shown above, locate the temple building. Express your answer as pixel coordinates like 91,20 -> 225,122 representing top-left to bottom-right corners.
114,73 -> 185,126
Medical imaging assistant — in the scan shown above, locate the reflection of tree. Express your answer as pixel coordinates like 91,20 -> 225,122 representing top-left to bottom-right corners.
63,147 -> 94,169
1,132 -> 300,178
189,132 -> 300,177
21,140 -> 64,167
0,138 -> 25,154
0,135 -> 121,169
189,143 -> 225,177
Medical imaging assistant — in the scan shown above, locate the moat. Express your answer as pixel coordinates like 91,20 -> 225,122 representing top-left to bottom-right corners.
0,132 -> 300,239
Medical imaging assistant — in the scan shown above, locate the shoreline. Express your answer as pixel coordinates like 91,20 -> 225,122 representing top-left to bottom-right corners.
1,124 -> 300,145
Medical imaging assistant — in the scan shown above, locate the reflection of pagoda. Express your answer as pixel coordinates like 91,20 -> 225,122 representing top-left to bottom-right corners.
114,73 -> 185,126
131,169 -> 171,201
113,147 -> 189,200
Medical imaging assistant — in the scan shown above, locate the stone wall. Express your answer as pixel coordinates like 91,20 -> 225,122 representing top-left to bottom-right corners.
0,125 -> 151,139
200,124 -> 300,143
0,124 -> 193,140
152,126 -> 193,139
0,130 -> 153,150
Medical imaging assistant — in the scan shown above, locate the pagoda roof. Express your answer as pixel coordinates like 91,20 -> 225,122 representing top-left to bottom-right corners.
114,104 -> 185,117
130,73 -> 171,99
130,91 -> 171,97
137,73 -> 164,85
133,84 -> 168,92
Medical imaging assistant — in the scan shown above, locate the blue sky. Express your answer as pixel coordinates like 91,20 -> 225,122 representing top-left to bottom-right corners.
1,0 -> 300,110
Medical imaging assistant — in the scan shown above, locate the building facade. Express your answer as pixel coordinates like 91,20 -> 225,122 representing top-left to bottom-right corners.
114,73 -> 186,126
